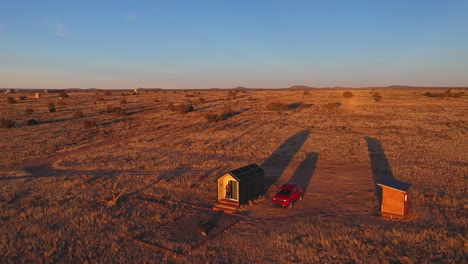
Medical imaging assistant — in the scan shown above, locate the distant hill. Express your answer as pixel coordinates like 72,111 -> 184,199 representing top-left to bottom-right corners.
288,85 -> 317,90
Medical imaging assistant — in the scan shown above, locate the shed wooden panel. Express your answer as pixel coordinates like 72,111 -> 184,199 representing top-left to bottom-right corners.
378,179 -> 411,217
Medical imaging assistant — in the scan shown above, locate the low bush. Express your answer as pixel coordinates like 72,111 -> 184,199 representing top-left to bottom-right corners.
120,99 -> 127,105
227,90 -> 237,100
372,92 -> 382,102
342,91 -> 354,98
106,105 -> 127,116
19,96 -> 27,100
7,97 -> 17,104
27,119 -> 39,125
0,118 -> 15,128
266,102 -> 288,111
74,110 -> 84,117
424,89 -> 464,98
96,97 -> 105,102
104,91 -> 112,96
205,113 -> 219,123
199,97 -> 206,103
220,106 -> 235,120
24,108 -> 34,116
300,103 -> 314,109
58,91 -> 69,98
322,102 -> 341,111
47,103 -> 56,112
83,120 -> 97,128
176,104 -> 194,113
167,102 -> 175,111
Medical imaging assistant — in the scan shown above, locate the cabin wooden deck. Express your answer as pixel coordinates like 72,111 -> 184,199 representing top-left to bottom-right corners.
213,199 -> 239,214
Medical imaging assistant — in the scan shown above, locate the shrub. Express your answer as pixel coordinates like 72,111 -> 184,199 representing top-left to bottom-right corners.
199,97 -> 206,103
58,91 -> 69,98
104,91 -> 112,96
185,94 -> 195,97
205,113 -> 219,123
112,107 -> 126,116
83,120 -> 97,128
47,103 -> 56,112
372,92 -> 382,102
322,102 -> 341,111
424,89 -> 464,98
300,103 -> 314,109
227,90 -> 237,100
7,97 -> 17,104
120,99 -> 127,105
19,96 -> 27,100
176,104 -> 194,113
303,91 -> 310,95
106,105 -> 126,116
0,118 -> 15,128
266,102 -> 288,111
96,97 -> 105,102
167,102 -> 175,111
220,106 -> 235,120
24,108 -> 34,116
342,91 -> 354,98
27,119 -> 39,125
74,110 -> 84,117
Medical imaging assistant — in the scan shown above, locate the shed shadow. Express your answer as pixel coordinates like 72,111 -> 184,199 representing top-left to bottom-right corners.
366,137 -> 395,204
261,130 -> 310,191
288,152 -> 319,196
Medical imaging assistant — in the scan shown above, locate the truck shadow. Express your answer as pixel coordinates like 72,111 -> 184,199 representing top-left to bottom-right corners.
288,152 -> 319,197
261,130 -> 310,191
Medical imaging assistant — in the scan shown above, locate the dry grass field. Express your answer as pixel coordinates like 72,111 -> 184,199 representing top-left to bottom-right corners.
0,88 -> 467,263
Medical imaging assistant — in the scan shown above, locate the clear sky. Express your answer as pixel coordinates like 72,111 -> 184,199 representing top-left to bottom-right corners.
1,0 -> 468,89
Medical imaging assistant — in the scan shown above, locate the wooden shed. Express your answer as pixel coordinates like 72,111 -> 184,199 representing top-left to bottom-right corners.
214,164 -> 264,213
377,179 -> 411,218
34,92 -> 41,99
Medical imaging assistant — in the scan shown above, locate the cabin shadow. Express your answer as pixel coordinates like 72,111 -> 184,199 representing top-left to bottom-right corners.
261,130 -> 310,191
365,136 -> 395,204
288,152 -> 319,196
198,211 -> 223,236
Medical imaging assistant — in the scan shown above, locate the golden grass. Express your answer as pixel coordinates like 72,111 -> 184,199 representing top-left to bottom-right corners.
0,88 -> 466,263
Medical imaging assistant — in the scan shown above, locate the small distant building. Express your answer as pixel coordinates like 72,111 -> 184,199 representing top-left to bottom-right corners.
378,179 -> 411,218
213,163 -> 265,213
43,89 -> 49,95
34,92 -> 41,99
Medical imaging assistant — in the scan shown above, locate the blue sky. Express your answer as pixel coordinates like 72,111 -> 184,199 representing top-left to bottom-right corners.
1,0 -> 467,89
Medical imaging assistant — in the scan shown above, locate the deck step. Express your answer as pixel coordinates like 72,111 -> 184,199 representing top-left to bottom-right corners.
218,199 -> 239,206
213,200 -> 239,213
213,203 -> 237,211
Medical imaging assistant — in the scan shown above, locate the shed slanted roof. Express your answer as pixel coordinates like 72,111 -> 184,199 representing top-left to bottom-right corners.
228,163 -> 264,181
377,179 -> 411,192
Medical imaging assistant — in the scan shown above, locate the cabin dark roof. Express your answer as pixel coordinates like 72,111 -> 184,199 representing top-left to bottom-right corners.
228,163 -> 264,181
377,179 -> 411,192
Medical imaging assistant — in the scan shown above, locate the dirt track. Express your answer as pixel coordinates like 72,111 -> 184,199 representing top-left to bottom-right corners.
248,159 -> 377,219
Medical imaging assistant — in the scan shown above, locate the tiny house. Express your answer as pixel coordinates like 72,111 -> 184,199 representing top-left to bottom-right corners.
216,164 -> 265,209
378,179 -> 411,218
